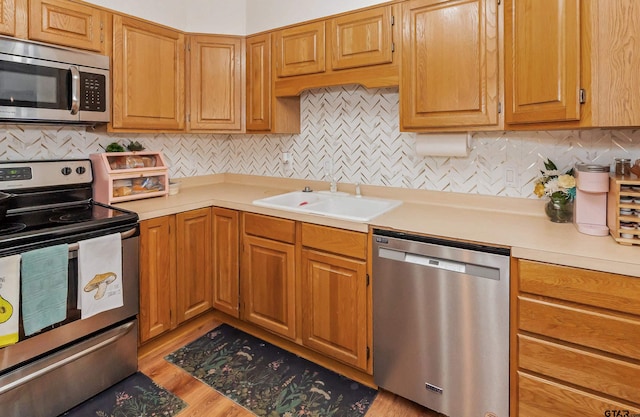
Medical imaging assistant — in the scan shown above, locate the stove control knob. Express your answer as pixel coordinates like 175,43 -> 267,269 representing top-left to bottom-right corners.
76,166 -> 86,175
61,167 -> 72,176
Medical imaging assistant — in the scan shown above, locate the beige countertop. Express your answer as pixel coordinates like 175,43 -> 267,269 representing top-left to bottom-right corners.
116,174 -> 640,278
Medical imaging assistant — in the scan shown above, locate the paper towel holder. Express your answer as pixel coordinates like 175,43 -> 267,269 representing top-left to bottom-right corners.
414,132 -> 471,158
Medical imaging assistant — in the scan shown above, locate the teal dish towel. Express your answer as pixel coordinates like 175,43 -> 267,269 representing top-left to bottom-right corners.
21,244 -> 69,336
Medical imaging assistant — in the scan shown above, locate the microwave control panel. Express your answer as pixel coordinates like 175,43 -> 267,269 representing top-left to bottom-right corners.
80,73 -> 106,112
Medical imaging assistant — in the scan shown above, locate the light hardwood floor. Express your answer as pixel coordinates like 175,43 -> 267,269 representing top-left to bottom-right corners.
138,318 -> 439,417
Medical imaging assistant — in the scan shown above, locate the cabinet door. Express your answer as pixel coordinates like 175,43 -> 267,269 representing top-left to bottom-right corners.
28,0 -> 105,51
301,249 -> 367,369
246,33 -> 272,131
189,35 -> 243,131
241,235 -> 296,340
112,15 -> 185,130
275,21 -> 325,77
401,0 -> 499,129
505,0 -> 580,123
0,0 -> 16,36
176,208 -> 212,324
139,216 -> 176,343
212,207 -> 239,318
330,6 -> 393,70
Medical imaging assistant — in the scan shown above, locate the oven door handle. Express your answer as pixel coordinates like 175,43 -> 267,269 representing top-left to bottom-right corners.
0,321 -> 135,395
67,227 -> 137,252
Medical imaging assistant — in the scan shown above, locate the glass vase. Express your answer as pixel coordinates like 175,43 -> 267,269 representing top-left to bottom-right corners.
545,196 -> 574,223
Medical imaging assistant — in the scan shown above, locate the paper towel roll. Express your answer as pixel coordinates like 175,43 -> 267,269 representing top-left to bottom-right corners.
414,133 -> 469,157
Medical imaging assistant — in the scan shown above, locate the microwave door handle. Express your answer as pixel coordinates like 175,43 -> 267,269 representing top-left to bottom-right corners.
70,66 -> 80,115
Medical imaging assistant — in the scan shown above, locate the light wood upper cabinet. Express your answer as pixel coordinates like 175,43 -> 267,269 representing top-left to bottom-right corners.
0,0 -> 17,36
176,208 -> 213,324
330,6 -> 393,70
275,21 -> 325,78
246,33 -> 272,131
28,0 -> 106,52
246,32 -> 301,133
139,216 -> 176,343
504,0 -> 640,129
273,4 -> 399,97
401,0 -> 501,131
112,15 -> 185,131
504,0 -> 581,124
212,207 -> 239,318
188,35 -> 244,131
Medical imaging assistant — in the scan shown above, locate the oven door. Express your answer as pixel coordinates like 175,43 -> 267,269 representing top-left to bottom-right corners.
0,227 -> 139,372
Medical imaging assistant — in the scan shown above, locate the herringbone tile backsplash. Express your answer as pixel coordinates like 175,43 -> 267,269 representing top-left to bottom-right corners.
2,85 -> 640,199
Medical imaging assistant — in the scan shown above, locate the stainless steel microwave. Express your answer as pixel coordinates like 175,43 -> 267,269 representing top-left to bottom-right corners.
0,36 -> 110,124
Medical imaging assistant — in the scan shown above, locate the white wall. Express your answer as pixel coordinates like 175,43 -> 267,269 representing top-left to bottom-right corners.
84,0 -> 385,35
84,0 -> 246,34
245,0 -> 387,34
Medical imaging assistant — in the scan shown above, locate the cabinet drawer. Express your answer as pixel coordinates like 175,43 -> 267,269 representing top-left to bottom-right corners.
243,213 -> 295,244
518,372 -> 640,417
519,334 -> 640,403
301,223 -> 366,260
519,260 -> 640,316
519,296 -> 640,360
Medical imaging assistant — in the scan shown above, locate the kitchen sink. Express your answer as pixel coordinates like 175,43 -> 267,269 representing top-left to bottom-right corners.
253,191 -> 402,222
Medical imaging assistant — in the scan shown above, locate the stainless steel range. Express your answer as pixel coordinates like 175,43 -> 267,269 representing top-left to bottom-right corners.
0,159 -> 139,417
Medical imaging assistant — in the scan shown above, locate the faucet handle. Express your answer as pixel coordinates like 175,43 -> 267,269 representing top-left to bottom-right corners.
355,183 -> 362,197
302,186 -> 313,192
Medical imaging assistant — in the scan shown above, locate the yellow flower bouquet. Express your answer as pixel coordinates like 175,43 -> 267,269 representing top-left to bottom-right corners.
533,159 -> 576,203
534,159 -> 576,223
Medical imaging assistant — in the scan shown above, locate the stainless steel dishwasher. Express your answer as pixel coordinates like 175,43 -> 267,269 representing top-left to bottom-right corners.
372,230 -> 510,417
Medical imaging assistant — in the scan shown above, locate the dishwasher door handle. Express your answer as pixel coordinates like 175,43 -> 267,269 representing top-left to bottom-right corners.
378,247 -> 466,273
405,253 -> 466,273
378,247 -> 501,280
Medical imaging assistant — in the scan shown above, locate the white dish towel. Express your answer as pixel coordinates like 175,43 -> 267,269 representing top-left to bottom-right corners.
78,233 -> 123,319
0,255 -> 20,347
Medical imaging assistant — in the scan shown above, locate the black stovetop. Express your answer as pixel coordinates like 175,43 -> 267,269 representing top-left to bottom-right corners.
0,159 -> 139,254
0,200 -> 138,253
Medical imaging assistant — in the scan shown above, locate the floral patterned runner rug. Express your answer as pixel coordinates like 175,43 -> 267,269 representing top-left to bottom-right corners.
58,372 -> 186,417
165,324 -> 378,417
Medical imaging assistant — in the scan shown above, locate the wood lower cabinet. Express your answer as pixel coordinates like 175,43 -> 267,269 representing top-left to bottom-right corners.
301,223 -> 368,370
139,215 -> 175,343
401,0 -> 501,131
212,207 -> 239,318
176,208 -> 212,323
28,0 -> 106,52
188,35 -> 244,131
241,213 -> 297,340
139,208 -> 212,344
513,259 -> 640,416
112,15 -> 185,131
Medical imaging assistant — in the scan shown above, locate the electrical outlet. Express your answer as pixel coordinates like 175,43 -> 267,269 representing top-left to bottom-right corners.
504,164 -> 519,188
